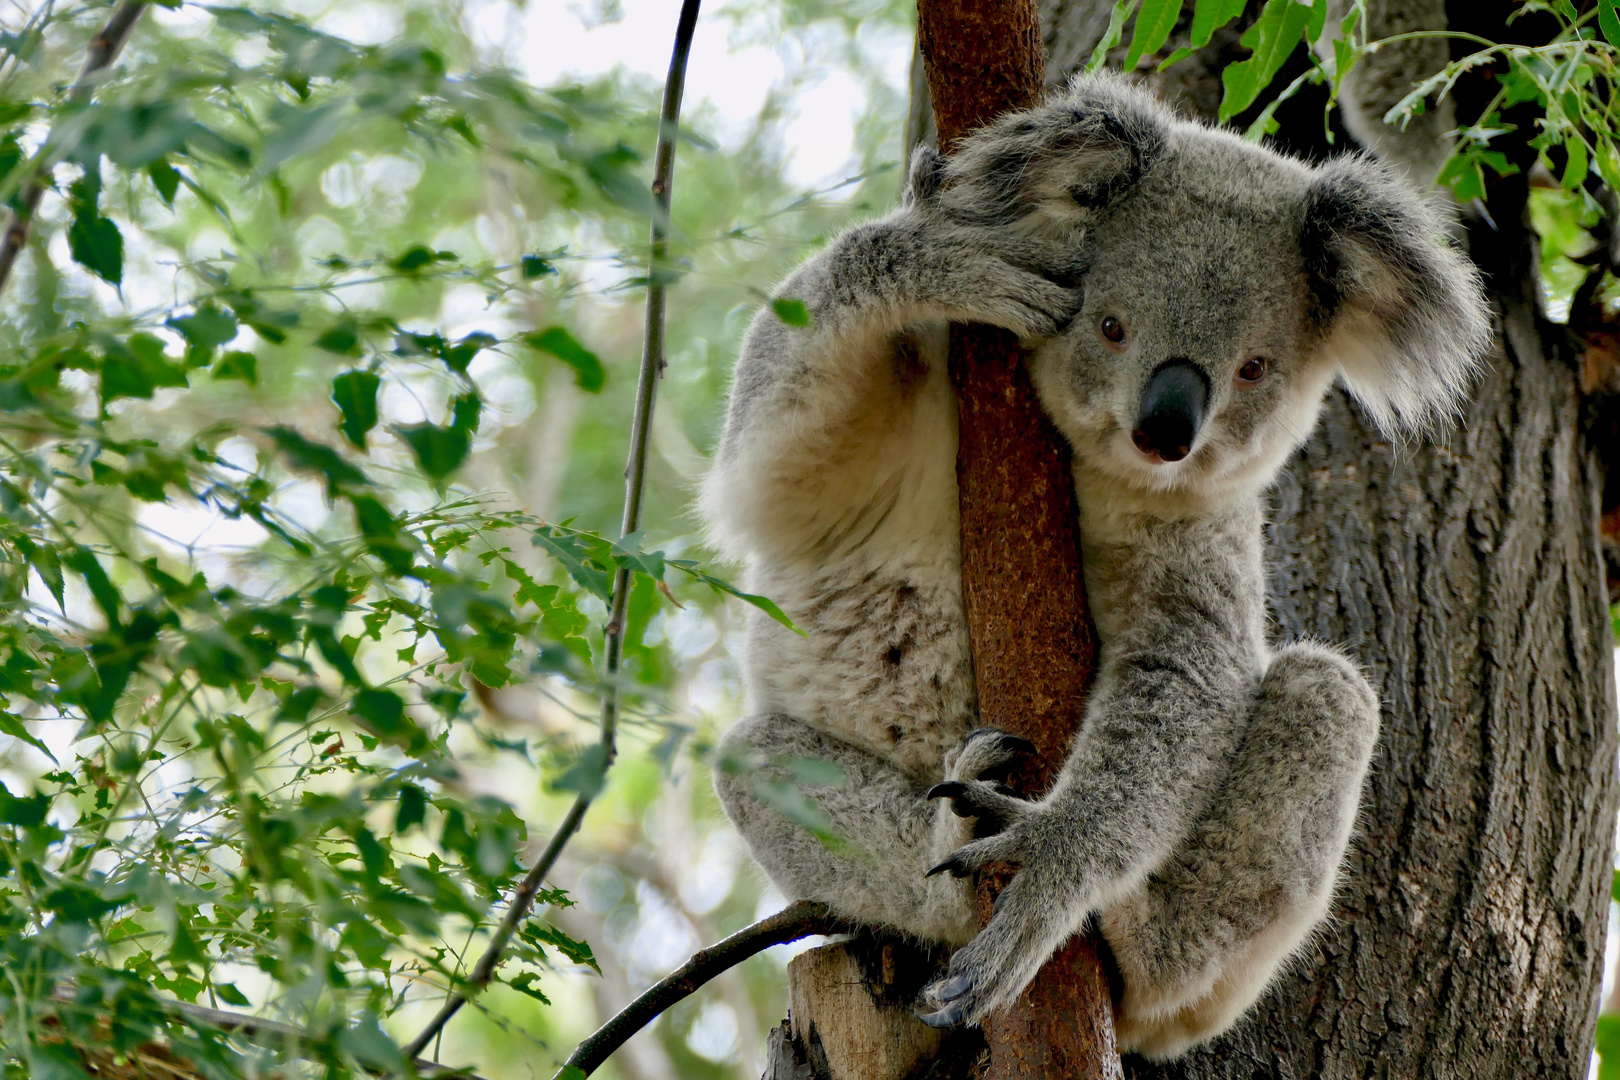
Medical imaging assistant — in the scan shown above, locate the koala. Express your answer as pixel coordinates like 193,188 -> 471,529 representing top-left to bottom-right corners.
703,74 -> 1490,1060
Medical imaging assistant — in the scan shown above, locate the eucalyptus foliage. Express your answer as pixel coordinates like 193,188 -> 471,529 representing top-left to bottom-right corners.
0,1 -> 904,1076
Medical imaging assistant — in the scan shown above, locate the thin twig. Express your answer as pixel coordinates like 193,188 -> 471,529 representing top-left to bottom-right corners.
398,0 -> 704,1063
559,901 -> 853,1078
0,0 -> 148,297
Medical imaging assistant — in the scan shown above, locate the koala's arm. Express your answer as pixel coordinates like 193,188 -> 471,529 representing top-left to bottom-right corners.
701,157 -> 1082,562
917,525 -> 1268,1022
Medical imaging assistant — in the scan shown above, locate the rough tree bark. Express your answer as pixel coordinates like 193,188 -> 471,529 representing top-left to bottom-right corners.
889,0 -> 1620,1076
915,2 -> 1120,1079
781,4 -> 1119,1077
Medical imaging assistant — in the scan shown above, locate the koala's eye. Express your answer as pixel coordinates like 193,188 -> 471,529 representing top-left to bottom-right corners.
1099,316 -> 1126,344
1236,357 -> 1270,385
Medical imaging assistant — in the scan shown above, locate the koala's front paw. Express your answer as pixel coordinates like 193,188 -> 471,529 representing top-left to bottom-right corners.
915,859 -> 1085,1028
942,248 -> 1084,341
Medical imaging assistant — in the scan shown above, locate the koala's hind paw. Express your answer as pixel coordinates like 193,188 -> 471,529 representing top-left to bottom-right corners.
914,868 -> 1082,1028
946,726 -> 1038,785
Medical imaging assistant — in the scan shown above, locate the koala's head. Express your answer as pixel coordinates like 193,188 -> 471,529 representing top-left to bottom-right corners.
920,74 -> 1492,502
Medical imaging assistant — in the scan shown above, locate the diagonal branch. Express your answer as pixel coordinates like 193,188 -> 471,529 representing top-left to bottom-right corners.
0,0 -> 148,297
398,0 -> 704,1063
559,901 -> 854,1078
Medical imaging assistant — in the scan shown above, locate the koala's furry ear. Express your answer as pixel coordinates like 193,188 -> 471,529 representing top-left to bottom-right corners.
934,73 -> 1166,228
1302,155 -> 1493,435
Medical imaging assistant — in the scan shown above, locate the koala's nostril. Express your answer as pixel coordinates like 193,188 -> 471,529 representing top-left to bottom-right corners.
1133,360 -> 1209,464
1132,421 -> 1192,462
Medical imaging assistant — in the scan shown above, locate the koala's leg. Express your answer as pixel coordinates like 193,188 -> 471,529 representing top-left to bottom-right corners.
1102,642 -> 1380,1061
715,716 -> 1031,946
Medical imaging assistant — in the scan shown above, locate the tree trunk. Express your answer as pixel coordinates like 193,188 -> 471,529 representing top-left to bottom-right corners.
929,1 -> 1618,1076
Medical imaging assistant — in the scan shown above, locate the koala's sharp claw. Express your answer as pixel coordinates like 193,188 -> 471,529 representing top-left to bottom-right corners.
915,983 -> 977,1028
927,781 -> 969,801
935,974 -> 973,1002
926,856 -> 968,878
995,733 -> 1037,756
915,1004 -> 970,1029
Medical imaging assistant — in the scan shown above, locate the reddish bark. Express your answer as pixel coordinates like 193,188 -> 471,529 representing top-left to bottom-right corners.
916,2 -> 1120,1077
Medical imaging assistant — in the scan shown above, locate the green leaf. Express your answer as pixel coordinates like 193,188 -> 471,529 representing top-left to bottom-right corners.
393,421 -> 470,482
63,547 -> 121,625
350,494 -> 419,575
261,100 -> 353,172
451,391 -> 481,434
1189,0 -> 1246,47
1563,138 -> 1590,191
396,783 -> 426,832
331,370 -> 380,449
264,426 -> 370,498
0,713 -> 54,761
351,688 -> 428,754
148,159 -> 181,204
507,971 -> 551,1004
335,1012 -> 406,1072
315,322 -> 362,356
211,350 -> 257,384
1218,0 -> 1315,122
1087,0 -> 1138,73
390,245 -> 440,272
1602,0 -> 1620,47
69,210 -> 123,286
525,922 -> 600,972
442,332 -> 495,373
531,526 -> 613,601
101,334 -> 188,404
771,297 -> 811,326
0,783 -> 49,826
168,306 -> 238,356
549,743 -> 608,798
523,326 -> 605,392
1125,0 -> 1182,70
213,982 -> 251,1007
679,563 -> 805,635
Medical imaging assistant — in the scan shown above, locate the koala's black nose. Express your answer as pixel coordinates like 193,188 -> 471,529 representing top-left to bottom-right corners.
1132,360 -> 1209,463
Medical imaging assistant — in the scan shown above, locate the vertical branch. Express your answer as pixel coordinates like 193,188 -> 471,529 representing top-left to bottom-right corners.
0,0 -> 148,298
914,2 -> 1121,1078
398,0 -> 702,1062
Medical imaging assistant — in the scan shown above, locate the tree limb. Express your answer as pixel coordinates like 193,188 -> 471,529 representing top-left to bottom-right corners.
914,1 -> 1120,1077
0,0 -> 148,297
398,0 -> 703,1062
560,901 -> 855,1078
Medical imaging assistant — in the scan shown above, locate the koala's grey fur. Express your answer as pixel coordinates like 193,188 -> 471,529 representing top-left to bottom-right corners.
1316,0 -> 1455,185
704,74 -> 1490,1060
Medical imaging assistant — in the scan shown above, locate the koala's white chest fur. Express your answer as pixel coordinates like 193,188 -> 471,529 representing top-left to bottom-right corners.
745,556 -> 976,777
735,325 -> 980,777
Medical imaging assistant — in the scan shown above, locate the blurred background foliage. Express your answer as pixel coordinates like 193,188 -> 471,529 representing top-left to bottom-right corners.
0,0 -> 910,1076
5,0 -> 1620,1078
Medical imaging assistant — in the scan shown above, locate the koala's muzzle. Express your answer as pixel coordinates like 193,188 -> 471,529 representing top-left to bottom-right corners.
1132,360 -> 1209,463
